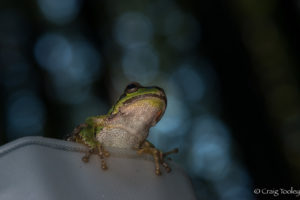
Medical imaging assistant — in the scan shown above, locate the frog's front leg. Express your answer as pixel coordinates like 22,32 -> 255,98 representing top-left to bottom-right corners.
96,143 -> 110,169
137,140 -> 178,175
70,124 -> 110,170
81,143 -> 110,170
81,148 -> 94,163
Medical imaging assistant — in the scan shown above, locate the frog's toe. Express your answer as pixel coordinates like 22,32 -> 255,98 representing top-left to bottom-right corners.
82,156 -> 89,163
163,148 -> 179,157
96,143 -> 110,170
161,162 -> 171,173
137,141 -> 178,175
161,148 -> 178,173
101,160 -> 108,170
81,148 -> 94,163
155,169 -> 162,176
103,150 -> 110,158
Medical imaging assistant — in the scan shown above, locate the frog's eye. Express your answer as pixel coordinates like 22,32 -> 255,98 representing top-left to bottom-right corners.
125,82 -> 140,93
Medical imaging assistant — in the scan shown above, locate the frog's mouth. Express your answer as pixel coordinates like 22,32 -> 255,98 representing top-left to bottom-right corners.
123,93 -> 167,106
123,92 -> 167,125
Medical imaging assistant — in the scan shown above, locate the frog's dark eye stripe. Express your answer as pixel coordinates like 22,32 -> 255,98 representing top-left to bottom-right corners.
117,93 -> 126,101
125,82 -> 141,93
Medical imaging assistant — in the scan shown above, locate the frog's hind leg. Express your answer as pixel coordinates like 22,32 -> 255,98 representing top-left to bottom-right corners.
137,141 -> 178,175
66,123 -> 88,142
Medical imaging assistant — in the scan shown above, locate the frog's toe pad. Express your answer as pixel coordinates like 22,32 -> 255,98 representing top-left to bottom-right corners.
155,169 -> 162,176
100,160 -> 108,170
137,141 -> 178,175
82,156 -> 90,163
162,162 -> 171,173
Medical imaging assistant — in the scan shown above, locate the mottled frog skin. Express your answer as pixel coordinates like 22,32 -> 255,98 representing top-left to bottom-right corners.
67,82 -> 178,175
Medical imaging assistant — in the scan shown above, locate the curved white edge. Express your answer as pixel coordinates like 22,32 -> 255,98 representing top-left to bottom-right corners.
0,136 -> 183,167
0,136 -> 87,158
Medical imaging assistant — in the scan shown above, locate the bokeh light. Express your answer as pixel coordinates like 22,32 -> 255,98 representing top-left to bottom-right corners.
121,45 -> 159,83
171,64 -> 206,102
37,0 -> 81,24
114,12 -> 153,48
6,90 -> 46,140
189,115 -> 231,180
34,33 -> 72,74
152,94 -> 190,135
34,33 -> 102,104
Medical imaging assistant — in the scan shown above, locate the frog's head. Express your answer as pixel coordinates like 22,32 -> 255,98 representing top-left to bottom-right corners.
108,82 -> 167,126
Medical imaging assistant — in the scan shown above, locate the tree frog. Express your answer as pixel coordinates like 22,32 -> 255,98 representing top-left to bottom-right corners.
67,82 -> 178,175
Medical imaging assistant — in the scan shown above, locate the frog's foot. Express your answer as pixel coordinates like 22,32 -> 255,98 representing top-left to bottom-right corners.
81,144 -> 110,170
96,143 -> 110,170
81,148 -> 95,163
137,141 -> 178,175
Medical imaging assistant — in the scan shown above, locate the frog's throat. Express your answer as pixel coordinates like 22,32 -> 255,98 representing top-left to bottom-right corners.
108,94 -> 167,120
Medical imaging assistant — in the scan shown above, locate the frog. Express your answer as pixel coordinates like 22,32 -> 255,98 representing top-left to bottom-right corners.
67,82 -> 178,175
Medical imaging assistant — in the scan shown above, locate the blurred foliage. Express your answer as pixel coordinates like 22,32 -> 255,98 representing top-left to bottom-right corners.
0,0 -> 299,199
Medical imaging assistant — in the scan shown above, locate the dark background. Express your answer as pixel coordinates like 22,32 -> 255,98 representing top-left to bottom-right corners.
0,0 -> 299,199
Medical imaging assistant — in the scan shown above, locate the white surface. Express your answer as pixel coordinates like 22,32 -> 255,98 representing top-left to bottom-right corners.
0,136 -> 196,200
